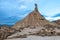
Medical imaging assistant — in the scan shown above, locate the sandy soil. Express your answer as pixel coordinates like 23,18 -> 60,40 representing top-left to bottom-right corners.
5,35 -> 60,40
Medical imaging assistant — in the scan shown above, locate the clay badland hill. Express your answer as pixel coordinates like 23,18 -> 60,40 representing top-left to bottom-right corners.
12,4 -> 49,30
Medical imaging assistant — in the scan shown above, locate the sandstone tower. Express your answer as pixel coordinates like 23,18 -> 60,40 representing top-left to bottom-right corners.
12,4 -> 49,30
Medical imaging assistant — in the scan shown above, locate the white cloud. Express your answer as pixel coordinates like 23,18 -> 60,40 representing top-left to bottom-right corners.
45,17 -> 60,21
17,0 -> 40,4
24,0 -> 34,2
19,5 -> 27,9
46,9 -> 60,17
17,0 -> 24,3
18,0 -> 34,3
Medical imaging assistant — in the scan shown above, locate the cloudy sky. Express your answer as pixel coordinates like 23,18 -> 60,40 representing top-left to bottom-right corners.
0,0 -> 60,25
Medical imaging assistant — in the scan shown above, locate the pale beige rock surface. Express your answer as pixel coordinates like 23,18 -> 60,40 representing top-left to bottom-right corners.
6,36 -> 60,40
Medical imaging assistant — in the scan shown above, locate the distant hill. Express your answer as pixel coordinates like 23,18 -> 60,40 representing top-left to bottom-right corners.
52,19 -> 60,25
0,24 -> 13,27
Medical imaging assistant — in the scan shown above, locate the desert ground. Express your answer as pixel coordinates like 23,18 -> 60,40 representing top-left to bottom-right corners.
6,35 -> 60,40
